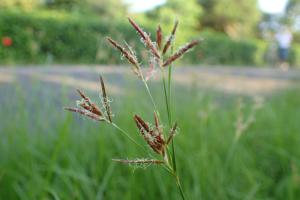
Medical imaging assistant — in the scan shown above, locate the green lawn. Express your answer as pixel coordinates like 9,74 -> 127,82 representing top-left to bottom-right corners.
0,79 -> 299,200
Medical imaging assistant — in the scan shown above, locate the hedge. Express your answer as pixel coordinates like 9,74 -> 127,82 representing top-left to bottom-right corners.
1,9 -> 299,67
182,30 -> 267,66
0,9 -> 138,64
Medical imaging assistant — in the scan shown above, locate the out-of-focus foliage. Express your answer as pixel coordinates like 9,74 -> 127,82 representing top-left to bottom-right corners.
1,0 -> 299,67
286,0 -> 300,13
42,0 -> 127,19
139,0 -> 203,53
0,10 -> 117,64
42,0 -> 84,10
0,9 -> 275,66
183,30 -> 267,66
284,0 -> 300,28
146,0 -> 202,30
0,0 -> 39,10
198,0 -> 261,38
289,44 -> 300,65
85,0 -> 127,19
0,9 -> 156,64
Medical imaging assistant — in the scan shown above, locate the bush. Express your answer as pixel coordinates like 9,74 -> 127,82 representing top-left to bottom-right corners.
183,30 -> 267,66
289,44 -> 300,67
0,9 -> 137,65
0,10 -> 268,66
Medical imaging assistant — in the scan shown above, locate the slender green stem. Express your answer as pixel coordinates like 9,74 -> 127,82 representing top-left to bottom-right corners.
175,175 -> 186,200
167,45 -> 174,126
142,78 -> 159,113
161,69 -> 171,125
111,122 -> 148,153
137,68 -> 159,113
167,65 -> 177,172
161,66 -> 186,199
168,64 -> 172,123
166,46 -> 177,172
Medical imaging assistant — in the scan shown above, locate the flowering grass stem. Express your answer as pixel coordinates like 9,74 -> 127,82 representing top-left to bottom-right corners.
65,17 -> 199,200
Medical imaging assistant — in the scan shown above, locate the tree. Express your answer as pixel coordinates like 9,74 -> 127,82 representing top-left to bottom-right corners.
43,0 -> 83,10
86,0 -> 127,19
42,0 -> 127,19
285,0 -> 300,28
198,0 -> 261,38
0,0 -> 39,10
146,0 -> 203,30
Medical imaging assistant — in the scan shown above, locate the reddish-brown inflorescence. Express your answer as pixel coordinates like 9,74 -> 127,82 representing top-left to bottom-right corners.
76,89 -> 103,116
112,158 -> 164,164
156,25 -> 162,50
166,122 -> 178,145
100,75 -> 112,122
106,37 -> 139,67
128,17 -> 161,59
106,37 -> 142,78
65,77 -> 112,123
64,107 -> 104,121
162,19 -> 179,55
163,40 -> 200,67
134,114 -> 166,155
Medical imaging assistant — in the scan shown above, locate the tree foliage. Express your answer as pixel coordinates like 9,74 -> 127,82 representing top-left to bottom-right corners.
146,0 -> 202,30
86,0 -> 127,19
0,0 -> 39,10
198,0 -> 261,38
285,0 -> 300,26
43,0 -> 127,19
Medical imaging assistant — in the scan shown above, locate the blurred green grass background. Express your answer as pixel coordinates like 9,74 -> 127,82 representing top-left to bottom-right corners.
0,78 -> 299,200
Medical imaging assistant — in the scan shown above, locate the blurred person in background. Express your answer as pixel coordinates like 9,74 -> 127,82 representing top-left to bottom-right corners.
275,26 -> 293,70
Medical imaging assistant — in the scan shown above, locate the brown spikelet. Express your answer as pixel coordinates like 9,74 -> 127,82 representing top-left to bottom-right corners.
76,89 -> 103,116
64,107 -> 104,121
162,19 -> 179,55
134,114 -> 165,155
77,89 -> 88,99
124,42 -> 143,78
100,76 -> 112,123
156,25 -> 162,50
163,40 -> 200,67
112,158 -> 164,164
134,114 -> 150,133
153,112 -> 163,138
128,17 -> 161,59
106,37 -> 140,67
166,122 -> 178,145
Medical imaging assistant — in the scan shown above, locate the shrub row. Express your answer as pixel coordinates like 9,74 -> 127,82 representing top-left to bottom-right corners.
182,30 -> 267,66
0,9 -> 135,64
1,10 -> 299,66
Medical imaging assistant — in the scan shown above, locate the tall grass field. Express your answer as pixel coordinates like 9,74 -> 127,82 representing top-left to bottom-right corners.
0,78 -> 299,200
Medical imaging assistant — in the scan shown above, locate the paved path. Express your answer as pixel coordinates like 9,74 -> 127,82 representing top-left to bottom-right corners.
0,65 -> 299,95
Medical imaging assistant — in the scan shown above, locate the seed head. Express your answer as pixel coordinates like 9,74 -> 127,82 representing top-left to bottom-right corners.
76,89 -> 103,116
162,19 -> 179,55
128,17 -> 161,59
134,114 -> 165,155
156,25 -> 162,50
106,37 -> 140,67
112,158 -> 164,164
163,40 -> 200,67
100,76 -> 112,122
64,107 -> 104,121
166,122 -> 178,145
